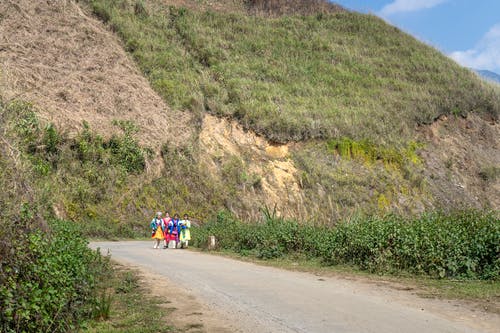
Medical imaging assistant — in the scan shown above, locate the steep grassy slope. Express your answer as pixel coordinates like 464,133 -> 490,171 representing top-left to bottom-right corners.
79,0 -> 500,219
87,0 -> 498,144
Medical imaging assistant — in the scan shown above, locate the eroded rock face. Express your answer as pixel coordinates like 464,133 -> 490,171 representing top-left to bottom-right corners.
418,114 -> 500,210
199,114 -> 303,219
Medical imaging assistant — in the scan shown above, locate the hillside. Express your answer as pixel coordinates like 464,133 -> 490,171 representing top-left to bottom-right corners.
87,0 -> 499,144
0,0 -> 499,232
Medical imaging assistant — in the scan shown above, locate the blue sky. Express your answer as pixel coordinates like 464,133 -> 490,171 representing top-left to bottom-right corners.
334,0 -> 500,74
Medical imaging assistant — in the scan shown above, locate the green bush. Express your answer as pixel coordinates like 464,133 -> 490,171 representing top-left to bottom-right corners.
107,134 -> 145,173
0,220 -> 111,332
192,210 -> 499,280
1,101 -> 152,237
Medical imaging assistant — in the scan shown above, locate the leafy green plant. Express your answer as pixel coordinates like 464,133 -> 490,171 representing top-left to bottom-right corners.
92,291 -> 112,321
107,133 -> 145,173
0,220 -> 112,332
193,210 -> 500,280
42,123 -> 61,155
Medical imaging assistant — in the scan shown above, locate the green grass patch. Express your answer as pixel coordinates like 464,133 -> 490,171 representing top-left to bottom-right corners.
326,138 -> 423,167
82,263 -> 176,333
417,278 -> 500,306
83,0 -> 500,144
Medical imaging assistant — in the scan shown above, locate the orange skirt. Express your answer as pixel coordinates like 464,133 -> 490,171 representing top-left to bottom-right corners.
152,228 -> 164,240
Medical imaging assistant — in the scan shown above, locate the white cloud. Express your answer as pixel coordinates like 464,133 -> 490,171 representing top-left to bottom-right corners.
379,0 -> 448,17
449,23 -> 500,72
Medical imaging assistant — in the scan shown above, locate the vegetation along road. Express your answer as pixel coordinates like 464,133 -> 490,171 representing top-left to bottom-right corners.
91,241 -> 499,333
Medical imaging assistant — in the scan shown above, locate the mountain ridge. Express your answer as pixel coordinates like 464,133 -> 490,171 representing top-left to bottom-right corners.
476,69 -> 500,84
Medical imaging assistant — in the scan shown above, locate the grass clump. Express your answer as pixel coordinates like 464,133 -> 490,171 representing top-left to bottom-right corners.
479,166 -> 500,182
192,210 -> 499,280
82,264 -> 176,333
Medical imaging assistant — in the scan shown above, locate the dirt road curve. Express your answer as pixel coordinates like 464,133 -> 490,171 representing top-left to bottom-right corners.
91,241 -> 499,333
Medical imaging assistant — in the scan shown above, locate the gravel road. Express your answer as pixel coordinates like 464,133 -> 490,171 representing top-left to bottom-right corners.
90,241 -> 499,333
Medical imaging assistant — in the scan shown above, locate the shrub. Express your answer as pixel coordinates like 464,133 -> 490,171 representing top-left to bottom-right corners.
193,210 -> 499,280
0,220 -> 111,332
479,166 -> 500,181
107,134 -> 145,173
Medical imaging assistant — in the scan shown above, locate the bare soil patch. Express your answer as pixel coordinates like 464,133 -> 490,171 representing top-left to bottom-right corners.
199,114 -> 303,220
118,261 -> 236,333
418,114 -> 500,209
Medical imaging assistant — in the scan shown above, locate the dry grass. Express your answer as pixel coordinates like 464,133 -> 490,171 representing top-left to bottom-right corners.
417,114 -> 500,209
157,0 -> 343,16
0,0 -> 193,153
245,0 -> 344,16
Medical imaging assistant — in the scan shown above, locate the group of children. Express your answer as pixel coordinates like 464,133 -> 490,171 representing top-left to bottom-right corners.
150,211 -> 191,249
